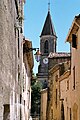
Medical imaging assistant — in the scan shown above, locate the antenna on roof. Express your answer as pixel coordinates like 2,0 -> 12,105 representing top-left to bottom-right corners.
48,0 -> 50,11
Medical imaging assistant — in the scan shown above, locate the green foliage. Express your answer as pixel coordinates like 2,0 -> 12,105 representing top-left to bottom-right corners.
31,76 -> 42,115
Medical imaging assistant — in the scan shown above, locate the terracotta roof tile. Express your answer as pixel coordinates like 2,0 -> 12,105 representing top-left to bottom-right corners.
48,52 -> 70,58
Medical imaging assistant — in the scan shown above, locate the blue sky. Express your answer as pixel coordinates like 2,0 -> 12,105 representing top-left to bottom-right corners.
24,0 -> 80,74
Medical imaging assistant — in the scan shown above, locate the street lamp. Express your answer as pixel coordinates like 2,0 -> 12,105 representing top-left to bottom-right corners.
23,44 -> 41,62
34,49 -> 41,62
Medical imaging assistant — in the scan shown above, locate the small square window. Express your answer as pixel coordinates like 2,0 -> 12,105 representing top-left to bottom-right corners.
72,34 -> 77,48
55,75 -> 58,82
67,80 -> 69,90
73,66 -> 75,89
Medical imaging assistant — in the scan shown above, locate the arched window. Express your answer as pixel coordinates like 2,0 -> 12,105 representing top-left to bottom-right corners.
44,40 -> 48,53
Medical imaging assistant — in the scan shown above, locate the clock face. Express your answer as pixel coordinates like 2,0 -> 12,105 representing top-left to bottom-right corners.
43,58 -> 48,64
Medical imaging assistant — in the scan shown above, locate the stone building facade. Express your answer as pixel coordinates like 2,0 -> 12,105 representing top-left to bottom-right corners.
40,88 -> 48,120
47,14 -> 80,120
65,14 -> 80,120
57,14 -> 80,120
23,39 -> 34,120
59,70 -> 71,120
47,61 -> 70,120
0,0 -> 34,120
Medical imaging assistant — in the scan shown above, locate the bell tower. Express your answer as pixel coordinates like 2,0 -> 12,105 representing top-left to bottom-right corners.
40,10 -> 57,54
37,5 -> 57,83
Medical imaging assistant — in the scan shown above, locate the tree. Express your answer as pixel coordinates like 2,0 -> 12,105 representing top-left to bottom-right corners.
31,75 -> 42,116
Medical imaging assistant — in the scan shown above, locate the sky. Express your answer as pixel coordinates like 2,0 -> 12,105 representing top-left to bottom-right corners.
24,0 -> 80,74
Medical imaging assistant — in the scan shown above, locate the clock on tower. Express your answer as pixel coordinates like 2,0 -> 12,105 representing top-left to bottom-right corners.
43,58 -> 48,64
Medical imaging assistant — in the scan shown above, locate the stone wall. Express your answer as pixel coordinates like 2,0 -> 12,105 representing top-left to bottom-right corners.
0,0 -> 24,119
40,88 -> 48,120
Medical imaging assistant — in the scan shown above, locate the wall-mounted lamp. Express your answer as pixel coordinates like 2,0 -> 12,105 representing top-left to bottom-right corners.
24,47 -> 41,62
34,49 -> 41,62
23,38 -> 39,52
23,46 -> 39,53
23,37 -> 41,62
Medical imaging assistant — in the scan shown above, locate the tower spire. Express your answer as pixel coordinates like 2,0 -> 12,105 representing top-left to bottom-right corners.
48,0 -> 50,11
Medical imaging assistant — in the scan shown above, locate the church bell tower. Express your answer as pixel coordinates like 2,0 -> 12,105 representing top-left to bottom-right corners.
37,8 -> 57,83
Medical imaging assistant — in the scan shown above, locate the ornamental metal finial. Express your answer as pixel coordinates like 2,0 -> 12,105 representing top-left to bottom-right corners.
48,0 -> 50,11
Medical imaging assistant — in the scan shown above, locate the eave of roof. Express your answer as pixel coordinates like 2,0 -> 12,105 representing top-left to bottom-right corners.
66,14 -> 80,43
23,39 -> 34,69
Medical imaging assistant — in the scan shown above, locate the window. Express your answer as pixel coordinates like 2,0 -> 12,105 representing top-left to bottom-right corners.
3,104 -> 10,120
24,100 -> 25,113
55,75 -> 58,82
70,108 -> 72,120
72,34 -> 77,48
18,30 -> 20,57
56,89 -> 57,108
23,85 -> 24,92
15,93 -> 17,103
67,80 -> 69,90
73,66 -> 75,89
18,65 -> 20,82
44,40 -> 48,53
20,94 -> 22,104
51,109 -> 53,119
14,27 -> 16,38
61,101 -> 64,120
